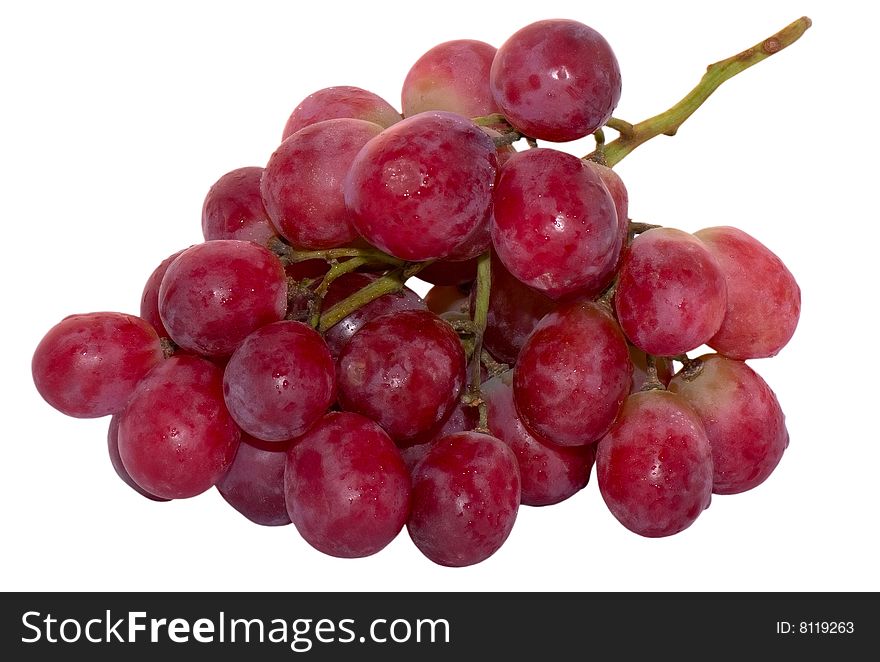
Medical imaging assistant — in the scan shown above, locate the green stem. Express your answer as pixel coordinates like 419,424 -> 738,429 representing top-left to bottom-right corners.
591,128 -> 607,165
492,131 -> 523,148
267,236 -> 403,268
480,350 -> 509,379
471,254 -> 491,344
316,262 -> 429,332
471,113 -> 511,127
306,257 -> 370,327
467,253 -> 491,433
605,117 -> 634,137
317,276 -> 401,331
592,16 -> 812,168
641,354 -> 666,392
315,257 -> 367,298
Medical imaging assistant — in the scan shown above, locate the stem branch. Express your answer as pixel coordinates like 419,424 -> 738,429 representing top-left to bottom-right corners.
316,262 -> 429,331
268,236 -> 403,268
590,17 -> 811,167
466,252 -> 491,432
306,257 -> 370,327
641,355 -> 666,392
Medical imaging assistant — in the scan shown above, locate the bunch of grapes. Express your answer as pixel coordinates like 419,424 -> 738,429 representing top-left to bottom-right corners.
32,17 -> 806,567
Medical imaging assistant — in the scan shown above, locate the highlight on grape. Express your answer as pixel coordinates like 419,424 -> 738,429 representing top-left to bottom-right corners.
32,16 -> 809,566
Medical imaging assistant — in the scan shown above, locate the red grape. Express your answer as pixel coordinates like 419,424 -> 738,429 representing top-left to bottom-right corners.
417,257 -> 478,286
320,272 -> 426,359
615,228 -> 727,356
262,119 -> 384,249
107,415 -> 169,501
596,390 -> 713,537
443,209 -> 492,261
158,240 -> 287,357
514,301 -> 631,446
490,19 -> 621,141
696,226 -> 801,359
118,355 -> 241,500
201,166 -> 275,245
407,396 -> 479,446
491,148 -> 620,300
584,160 -> 628,224
140,249 -> 186,338
400,400 -> 478,470
584,159 -> 629,269
285,412 -> 410,558
285,259 -> 330,282
223,321 -> 336,442
336,310 -> 466,443
668,354 -> 788,494
32,312 -> 164,418
479,251 -> 554,365
282,85 -> 401,140
399,442 -> 434,475
402,39 -> 499,118
408,431 -> 520,567
344,111 -> 497,261
216,434 -> 291,526
483,371 -> 594,506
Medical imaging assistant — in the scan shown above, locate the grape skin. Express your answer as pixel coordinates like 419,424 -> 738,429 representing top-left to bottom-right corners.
596,391 -> 713,537
24,15 -> 807,564
407,431 -> 520,567
696,226 -> 801,359
668,354 -> 788,495
344,111 -> 497,261
615,227 -> 727,356
399,400 -> 479,471
201,167 -> 275,245
483,371 -> 594,507
490,19 -> 622,142
285,412 -> 410,558
32,312 -> 164,418
336,310 -> 466,443
514,301 -> 631,446
417,257 -> 478,286
140,249 -> 187,338
217,434 -> 291,527
443,208 -> 492,261
404,398 -> 479,452
424,284 -> 469,317
118,355 -> 241,500
402,39 -> 499,118
223,321 -> 336,442
478,251 -> 554,365
262,119 -> 384,250
491,148 -> 620,300
320,272 -> 426,359
583,160 -> 629,270
282,86 -> 401,140
158,240 -> 287,357
107,415 -> 169,501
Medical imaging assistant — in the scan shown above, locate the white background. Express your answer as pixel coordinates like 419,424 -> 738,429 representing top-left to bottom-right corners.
2,0 -> 877,592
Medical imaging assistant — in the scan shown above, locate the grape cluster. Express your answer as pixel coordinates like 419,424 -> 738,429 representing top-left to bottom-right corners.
32,18 -> 801,566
